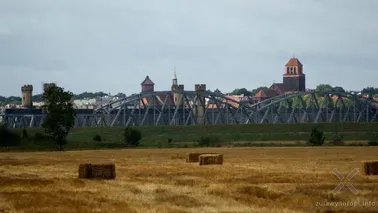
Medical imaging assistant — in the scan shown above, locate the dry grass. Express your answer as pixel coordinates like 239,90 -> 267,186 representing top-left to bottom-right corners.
0,147 -> 377,213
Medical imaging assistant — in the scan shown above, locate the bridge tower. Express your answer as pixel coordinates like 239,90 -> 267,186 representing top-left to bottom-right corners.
194,84 -> 206,124
21,85 -> 33,108
283,58 -> 306,92
171,71 -> 184,106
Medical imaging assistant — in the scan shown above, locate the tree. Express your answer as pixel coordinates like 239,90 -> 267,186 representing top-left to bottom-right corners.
308,128 -> 325,146
332,86 -> 345,94
315,84 -> 333,96
114,93 -> 126,98
0,125 -> 21,147
214,89 -> 222,94
42,85 -> 76,151
361,87 -> 378,97
230,88 -> 251,96
123,127 -> 142,147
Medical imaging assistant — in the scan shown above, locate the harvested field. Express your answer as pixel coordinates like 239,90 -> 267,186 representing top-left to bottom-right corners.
0,147 -> 377,213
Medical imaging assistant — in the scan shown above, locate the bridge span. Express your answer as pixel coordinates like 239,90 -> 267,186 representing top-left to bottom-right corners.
2,91 -> 378,128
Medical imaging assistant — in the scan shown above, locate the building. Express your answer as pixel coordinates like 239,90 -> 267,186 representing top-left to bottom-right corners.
21,85 -> 33,108
141,75 -> 154,93
171,71 -> 184,106
254,57 -> 306,102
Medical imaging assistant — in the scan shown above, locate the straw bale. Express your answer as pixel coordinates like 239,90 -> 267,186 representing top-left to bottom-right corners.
199,154 -> 223,165
186,152 -> 217,163
78,164 -> 92,179
78,163 -> 116,179
363,161 -> 378,175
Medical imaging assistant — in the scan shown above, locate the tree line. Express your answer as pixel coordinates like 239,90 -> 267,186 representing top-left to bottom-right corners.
0,92 -> 126,106
1,84 -> 377,106
229,84 -> 378,97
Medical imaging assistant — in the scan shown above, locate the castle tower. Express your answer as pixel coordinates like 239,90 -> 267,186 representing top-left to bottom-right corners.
141,75 -> 154,93
194,84 -> 206,124
283,58 -> 306,92
21,85 -> 33,108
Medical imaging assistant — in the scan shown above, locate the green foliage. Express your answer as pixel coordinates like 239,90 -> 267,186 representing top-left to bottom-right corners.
333,86 -> 345,93
197,135 -> 222,147
361,87 -> 378,96
230,88 -> 252,96
22,129 -> 29,138
315,84 -> 346,97
42,85 -> 76,151
330,135 -> 344,146
308,128 -> 325,146
315,84 -> 333,96
367,133 -> 378,146
34,132 -> 44,141
0,126 -> 21,147
0,91 -> 126,106
93,134 -> 102,142
167,138 -> 173,144
123,127 -> 142,147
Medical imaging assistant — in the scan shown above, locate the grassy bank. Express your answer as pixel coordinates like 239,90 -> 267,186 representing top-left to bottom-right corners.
1,122 -> 376,151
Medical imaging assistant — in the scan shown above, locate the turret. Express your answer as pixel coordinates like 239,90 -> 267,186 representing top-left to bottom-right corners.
195,84 -> 206,92
21,85 -> 33,108
172,84 -> 184,106
141,76 -> 154,93
194,84 -> 206,124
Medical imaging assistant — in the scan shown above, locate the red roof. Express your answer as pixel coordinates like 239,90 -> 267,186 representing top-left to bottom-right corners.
285,58 -> 303,67
141,75 -> 154,85
254,88 -> 278,98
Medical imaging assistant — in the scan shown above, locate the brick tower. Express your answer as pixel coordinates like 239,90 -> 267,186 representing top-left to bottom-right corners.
141,76 -> 154,93
283,58 -> 306,92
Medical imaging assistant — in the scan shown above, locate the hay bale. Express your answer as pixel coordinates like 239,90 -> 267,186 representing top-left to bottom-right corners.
199,154 -> 223,165
186,153 -> 202,163
363,161 -> 378,175
78,164 -> 92,178
78,164 -> 116,179
186,152 -> 217,163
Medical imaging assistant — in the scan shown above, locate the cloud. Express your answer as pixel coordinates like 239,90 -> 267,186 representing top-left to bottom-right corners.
0,0 -> 377,96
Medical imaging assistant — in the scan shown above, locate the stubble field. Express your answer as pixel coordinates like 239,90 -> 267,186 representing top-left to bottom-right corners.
0,147 -> 377,213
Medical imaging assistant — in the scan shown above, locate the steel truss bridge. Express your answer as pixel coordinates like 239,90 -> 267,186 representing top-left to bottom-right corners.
2,91 -> 378,128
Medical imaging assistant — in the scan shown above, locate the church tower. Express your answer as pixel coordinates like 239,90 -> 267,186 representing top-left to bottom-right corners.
172,70 -> 177,86
171,70 -> 184,106
283,57 -> 306,92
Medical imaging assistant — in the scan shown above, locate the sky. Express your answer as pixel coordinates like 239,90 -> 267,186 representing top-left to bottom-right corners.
1,0 -> 378,97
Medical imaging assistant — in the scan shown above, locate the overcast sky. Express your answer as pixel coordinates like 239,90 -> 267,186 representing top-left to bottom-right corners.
1,0 -> 377,97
